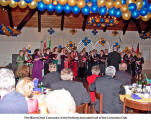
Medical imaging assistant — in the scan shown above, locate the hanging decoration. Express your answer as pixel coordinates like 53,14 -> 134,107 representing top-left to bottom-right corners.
139,31 -> 151,40
98,38 -> 106,46
69,29 -> 77,35
82,37 -> 91,46
66,41 -> 75,50
122,47 -> 131,53
112,30 -> 119,37
0,24 -> 21,36
26,44 -> 32,53
0,0 -> 150,22
113,42 -> 120,50
91,29 -> 98,35
48,27 -> 55,35
87,15 -> 119,28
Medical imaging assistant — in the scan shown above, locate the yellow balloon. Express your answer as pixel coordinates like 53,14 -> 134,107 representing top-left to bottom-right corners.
97,0 -> 105,7
114,0 -> 122,8
87,1 -> 92,8
1,0 -> 9,6
58,0 -> 67,5
77,0 -> 85,9
135,0 -> 143,10
122,12 -> 131,20
9,0 -> 17,8
53,0 -> 57,5
43,0 -> 52,5
28,1 -> 37,9
18,0 -> 27,8
126,0 -> 134,4
68,0 -> 77,7
33,0 -> 41,2
105,0 -> 113,9
120,4 -> 128,13
141,14 -> 150,22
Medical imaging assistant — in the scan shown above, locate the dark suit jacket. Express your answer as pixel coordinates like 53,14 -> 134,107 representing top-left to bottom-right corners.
0,91 -> 28,114
89,75 -> 125,114
107,51 -> 121,71
116,71 -> 132,85
51,80 -> 90,106
43,71 -> 61,88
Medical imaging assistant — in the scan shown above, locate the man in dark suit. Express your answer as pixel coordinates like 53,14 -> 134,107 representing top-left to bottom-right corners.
43,63 -> 61,88
116,63 -> 132,85
0,68 -> 28,113
89,66 -> 125,113
51,68 -> 90,106
107,47 -> 121,71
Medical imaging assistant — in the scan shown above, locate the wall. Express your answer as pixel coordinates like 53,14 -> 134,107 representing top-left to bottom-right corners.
0,27 -> 151,70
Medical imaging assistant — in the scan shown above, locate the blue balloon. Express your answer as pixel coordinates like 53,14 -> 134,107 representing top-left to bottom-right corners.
140,8 -> 148,16
55,4 -> 63,13
131,10 -> 140,19
14,0 -> 20,2
47,4 -> 54,12
6,26 -> 13,35
106,24 -> 109,27
110,19 -> 114,24
143,0 -> 148,8
85,0 -> 89,3
115,8 -> 122,18
81,5 -> 90,15
121,0 -> 126,4
72,5 -> 80,14
91,19 -> 95,23
24,0 -> 32,3
108,7 -> 116,16
91,5 -> 98,13
91,0 -> 97,5
97,24 -> 101,27
100,18 -> 105,23
37,1 -> 46,12
129,3 -> 137,12
99,6 -> 107,16
148,4 -> 151,13
64,4 -> 72,14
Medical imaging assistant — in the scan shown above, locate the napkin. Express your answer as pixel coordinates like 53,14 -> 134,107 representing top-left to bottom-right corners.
131,93 -> 142,100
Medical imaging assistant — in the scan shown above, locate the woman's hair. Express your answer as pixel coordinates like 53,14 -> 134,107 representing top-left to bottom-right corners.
61,68 -> 73,80
16,65 -> 29,78
32,49 -> 40,59
49,63 -> 57,72
91,65 -> 100,75
16,77 -> 34,97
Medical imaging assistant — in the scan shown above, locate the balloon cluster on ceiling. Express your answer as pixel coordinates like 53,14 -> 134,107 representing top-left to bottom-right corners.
0,0 -> 151,21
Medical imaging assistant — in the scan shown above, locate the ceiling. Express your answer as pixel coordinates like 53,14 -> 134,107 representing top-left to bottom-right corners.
0,6 -> 150,33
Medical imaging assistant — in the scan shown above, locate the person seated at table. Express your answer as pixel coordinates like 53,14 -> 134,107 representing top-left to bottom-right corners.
45,89 -> 76,114
116,63 -> 132,85
43,63 -> 61,89
87,65 -> 100,103
0,68 -> 28,114
89,66 -> 125,114
51,68 -> 90,106
16,77 -> 39,113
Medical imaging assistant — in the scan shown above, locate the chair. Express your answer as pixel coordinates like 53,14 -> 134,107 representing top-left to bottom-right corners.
76,103 -> 88,114
123,98 -> 151,113
95,91 -> 103,114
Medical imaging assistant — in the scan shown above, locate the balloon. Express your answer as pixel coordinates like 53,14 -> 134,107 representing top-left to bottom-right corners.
77,0 -> 85,9
53,0 -> 57,5
55,4 -> 63,13
99,6 -> 107,15
64,4 -> 72,13
97,0 -> 105,7
114,0 -> 122,8
148,4 -> 151,13
81,5 -> 90,15
87,1 -> 92,8
115,8 -> 122,18
141,14 -> 150,21
43,0 -> 52,5
122,12 -> 131,20
72,5 -> 80,14
85,0 -> 89,3
68,0 -> 77,7
58,0 -> 67,6
135,0 -> 143,10
37,1 -> 46,11
101,23 -> 105,27
121,0 -> 126,5
129,3 -> 137,12
24,0 -> 32,3
1,0 -> 9,6
28,1 -> 37,9
9,0 -> 17,8
142,0 -> 148,8
140,8 -> 148,16
90,5 -> 98,13
108,7 -> 116,16
19,1 -> 27,8
91,19 -> 95,23
91,0 -> 97,5
47,3 -> 54,12
120,4 -> 128,13
97,24 -> 101,27
100,18 -> 105,22
126,0 -> 134,5
105,0 -> 113,8
131,10 -> 139,19
14,0 -> 20,2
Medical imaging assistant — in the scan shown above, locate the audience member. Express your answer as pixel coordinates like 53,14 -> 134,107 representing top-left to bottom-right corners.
16,65 -> 29,80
